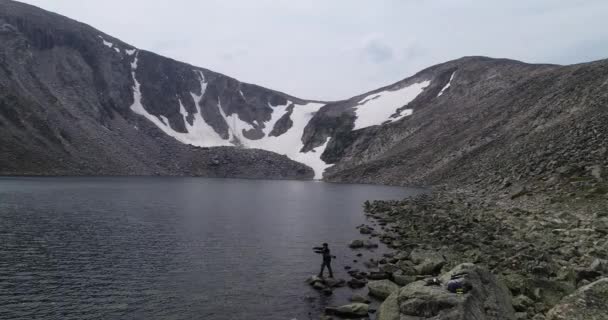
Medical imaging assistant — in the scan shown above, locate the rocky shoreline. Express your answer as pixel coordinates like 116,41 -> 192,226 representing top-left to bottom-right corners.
309,187 -> 608,320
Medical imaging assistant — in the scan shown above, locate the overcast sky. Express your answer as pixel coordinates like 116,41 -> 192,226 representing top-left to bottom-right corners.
19,0 -> 608,100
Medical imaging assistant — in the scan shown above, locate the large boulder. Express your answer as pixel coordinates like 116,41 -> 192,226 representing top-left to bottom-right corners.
368,279 -> 400,300
409,249 -> 446,275
512,294 -> 534,312
325,303 -> 369,318
576,258 -> 608,283
393,270 -> 417,286
589,259 -> 608,273
377,291 -> 400,320
379,263 -> 401,274
546,278 -> 608,320
377,263 -> 516,320
396,263 -> 418,276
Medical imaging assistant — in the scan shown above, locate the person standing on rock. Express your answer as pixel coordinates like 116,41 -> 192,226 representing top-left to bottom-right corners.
313,243 -> 334,278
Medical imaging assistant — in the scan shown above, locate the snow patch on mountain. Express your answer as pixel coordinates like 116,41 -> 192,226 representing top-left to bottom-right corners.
289,138 -> 331,179
99,36 -> 115,49
175,72 -> 233,147
98,35 -> 121,53
100,37 -> 112,48
353,80 -> 431,130
219,101 -> 254,144
187,70 -> 329,178
238,101 -> 329,178
438,72 -> 455,97
130,54 -> 228,147
160,115 -> 169,126
129,60 -> 330,178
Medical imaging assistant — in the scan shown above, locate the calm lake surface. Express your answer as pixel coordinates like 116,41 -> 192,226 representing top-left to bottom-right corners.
0,177 -> 423,320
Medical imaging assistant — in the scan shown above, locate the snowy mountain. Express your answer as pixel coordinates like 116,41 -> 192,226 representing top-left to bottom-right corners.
125,47 -> 440,179
0,0 -> 438,179
126,46 -> 436,179
128,51 -> 330,178
1,0 -> 606,188
0,0 -> 315,178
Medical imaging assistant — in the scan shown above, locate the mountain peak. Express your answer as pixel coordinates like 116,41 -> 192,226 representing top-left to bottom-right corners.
1,0 -> 606,186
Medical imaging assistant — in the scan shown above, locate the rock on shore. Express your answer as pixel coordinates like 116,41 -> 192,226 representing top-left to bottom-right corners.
377,263 -> 515,320
546,278 -> 608,320
368,279 -> 400,300
364,190 -> 608,319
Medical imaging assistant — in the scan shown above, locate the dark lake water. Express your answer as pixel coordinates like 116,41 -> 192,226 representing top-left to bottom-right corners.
0,177 -> 423,320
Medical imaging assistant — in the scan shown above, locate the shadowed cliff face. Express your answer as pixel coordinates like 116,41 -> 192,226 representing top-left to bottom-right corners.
1,0 -> 606,188
0,0 -> 314,179
133,50 -> 303,142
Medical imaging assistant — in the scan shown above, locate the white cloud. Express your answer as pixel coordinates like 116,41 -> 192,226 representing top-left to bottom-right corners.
360,36 -> 394,64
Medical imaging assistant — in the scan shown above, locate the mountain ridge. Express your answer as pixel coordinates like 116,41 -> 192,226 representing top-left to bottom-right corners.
0,0 -> 318,179
1,0 -> 606,191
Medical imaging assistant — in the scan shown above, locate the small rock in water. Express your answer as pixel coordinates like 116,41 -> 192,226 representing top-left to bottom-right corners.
363,240 -> 379,249
349,294 -> 371,304
358,225 -> 374,234
349,239 -> 365,249
347,269 -> 360,275
325,303 -> 369,318
363,260 -> 378,269
347,278 -> 368,289
306,275 -> 324,286
324,278 -> 346,288
312,282 -> 326,290
367,272 -> 390,280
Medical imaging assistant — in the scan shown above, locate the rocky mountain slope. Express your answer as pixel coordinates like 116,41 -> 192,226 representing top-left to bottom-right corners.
321,57 -> 608,188
0,0 -> 318,179
1,0 -> 606,191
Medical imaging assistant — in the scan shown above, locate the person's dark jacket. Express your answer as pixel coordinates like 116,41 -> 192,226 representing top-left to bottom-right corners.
313,247 -> 332,262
